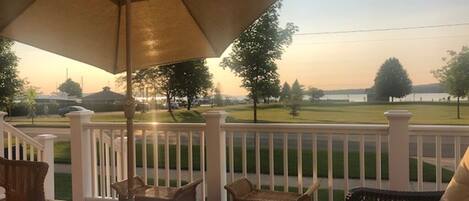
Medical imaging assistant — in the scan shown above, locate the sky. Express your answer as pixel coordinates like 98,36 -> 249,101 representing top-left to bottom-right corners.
12,0 -> 469,96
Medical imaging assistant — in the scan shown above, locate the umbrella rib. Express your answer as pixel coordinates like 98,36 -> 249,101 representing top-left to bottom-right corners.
179,0 -> 218,55
113,3 -> 122,74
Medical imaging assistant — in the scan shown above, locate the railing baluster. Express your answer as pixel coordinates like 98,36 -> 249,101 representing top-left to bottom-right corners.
189,131 -> 194,182
120,129 -> 126,180
312,134 -> 318,201
269,133 -> 274,191
376,134 -> 382,188
283,133 -> 288,192
165,131 -> 170,187
229,131 -> 234,183
29,144 -> 34,161
7,132 -> 11,159
105,138 -> 111,197
298,133 -> 303,194
176,130 -> 181,187
142,130 -> 148,184
152,130 -> 159,186
242,132 -> 247,178
328,135 -> 333,201
90,129 -> 97,197
417,135 -> 423,191
436,136 -> 442,190
110,131 -> 116,198
200,131 -> 206,201
22,141 -> 27,160
255,131 -> 261,189
15,136 -> 19,160
360,135 -> 365,187
99,130 -> 105,197
344,135 -> 349,198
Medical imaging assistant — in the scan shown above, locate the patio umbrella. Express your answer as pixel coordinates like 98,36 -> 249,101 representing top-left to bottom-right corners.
0,0 -> 275,199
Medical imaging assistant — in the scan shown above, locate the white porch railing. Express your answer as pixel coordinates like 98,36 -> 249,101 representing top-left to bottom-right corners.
68,110 -> 467,201
0,112 -> 56,200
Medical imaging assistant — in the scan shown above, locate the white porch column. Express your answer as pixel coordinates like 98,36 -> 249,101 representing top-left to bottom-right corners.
35,134 -> 57,201
0,112 -> 7,157
385,110 -> 412,191
67,110 -> 94,201
203,111 -> 228,201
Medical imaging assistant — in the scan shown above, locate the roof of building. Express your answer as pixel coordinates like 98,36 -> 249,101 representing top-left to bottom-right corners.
82,87 -> 125,101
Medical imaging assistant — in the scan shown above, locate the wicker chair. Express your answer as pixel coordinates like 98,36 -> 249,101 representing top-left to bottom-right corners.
225,178 -> 320,201
345,187 -> 444,201
0,157 -> 49,201
111,176 -> 202,201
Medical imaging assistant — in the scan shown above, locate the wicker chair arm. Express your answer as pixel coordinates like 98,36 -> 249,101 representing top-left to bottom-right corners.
224,178 -> 254,200
346,187 -> 444,201
296,181 -> 320,201
111,176 -> 148,198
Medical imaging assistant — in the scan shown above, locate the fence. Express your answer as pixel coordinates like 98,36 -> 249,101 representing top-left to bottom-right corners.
67,110 -> 466,201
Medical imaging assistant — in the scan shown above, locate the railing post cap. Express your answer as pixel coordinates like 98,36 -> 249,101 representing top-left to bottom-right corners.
384,110 -> 412,119
202,110 -> 228,118
65,110 -> 94,118
35,134 -> 58,141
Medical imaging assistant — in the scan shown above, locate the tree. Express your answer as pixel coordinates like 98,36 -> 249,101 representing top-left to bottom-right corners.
288,79 -> 304,117
307,87 -> 324,102
221,1 -> 298,123
174,60 -> 213,110
373,57 -> 412,102
433,47 -> 469,119
279,82 -> 290,103
58,78 -> 82,97
0,37 -> 24,111
23,86 -> 38,124
260,79 -> 281,104
214,83 -> 223,107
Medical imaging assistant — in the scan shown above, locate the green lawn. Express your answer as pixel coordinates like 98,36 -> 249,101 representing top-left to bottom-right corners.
10,102 -> 469,126
55,141 -> 453,181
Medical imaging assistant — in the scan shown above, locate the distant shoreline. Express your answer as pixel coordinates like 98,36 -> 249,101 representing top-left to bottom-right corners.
325,83 -> 444,95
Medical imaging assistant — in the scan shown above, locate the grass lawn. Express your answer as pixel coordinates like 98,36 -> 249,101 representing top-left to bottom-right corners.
9,102 -> 469,126
55,141 -> 453,182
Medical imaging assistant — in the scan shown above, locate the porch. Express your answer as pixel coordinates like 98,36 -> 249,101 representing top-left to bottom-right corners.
1,110 -> 468,201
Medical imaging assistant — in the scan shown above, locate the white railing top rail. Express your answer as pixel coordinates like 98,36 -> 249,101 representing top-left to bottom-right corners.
222,123 -> 389,135
2,122 -> 44,149
410,125 -> 469,136
83,122 -> 206,131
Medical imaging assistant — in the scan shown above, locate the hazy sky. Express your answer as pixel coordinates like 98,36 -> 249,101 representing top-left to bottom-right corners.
12,0 -> 469,96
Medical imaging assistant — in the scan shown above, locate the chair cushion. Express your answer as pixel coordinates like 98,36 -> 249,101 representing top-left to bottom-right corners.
441,148 -> 469,201
240,190 -> 300,201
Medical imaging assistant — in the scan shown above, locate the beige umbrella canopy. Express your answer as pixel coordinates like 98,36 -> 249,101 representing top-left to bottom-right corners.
0,0 -> 274,74
1,0 -> 275,199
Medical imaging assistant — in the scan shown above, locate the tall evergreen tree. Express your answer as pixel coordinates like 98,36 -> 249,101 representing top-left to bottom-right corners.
279,82 -> 291,103
221,1 -> 298,123
288,79 -> 304,117
373,57 -> 412,102
433,47 -> 469,119
0,37 -> 24,112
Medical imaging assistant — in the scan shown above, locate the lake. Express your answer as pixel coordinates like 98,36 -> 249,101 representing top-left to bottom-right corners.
321,93 -> 465,102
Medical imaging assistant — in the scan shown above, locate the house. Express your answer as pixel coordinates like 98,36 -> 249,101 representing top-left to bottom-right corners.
81,87 -> 125,112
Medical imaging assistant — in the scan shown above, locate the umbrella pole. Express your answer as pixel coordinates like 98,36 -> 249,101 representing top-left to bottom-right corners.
125,0 -> 135,200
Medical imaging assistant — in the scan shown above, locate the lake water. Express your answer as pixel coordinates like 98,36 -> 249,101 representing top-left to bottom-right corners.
321,93 -> 465,102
